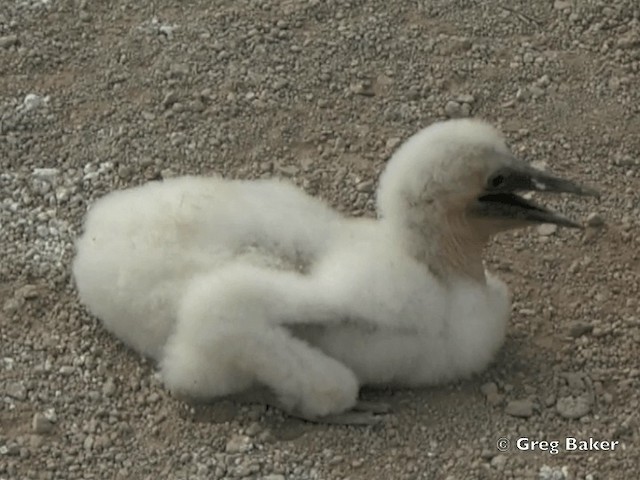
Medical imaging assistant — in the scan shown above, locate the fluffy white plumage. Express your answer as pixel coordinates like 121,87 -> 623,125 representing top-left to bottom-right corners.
73,119 -> 591,422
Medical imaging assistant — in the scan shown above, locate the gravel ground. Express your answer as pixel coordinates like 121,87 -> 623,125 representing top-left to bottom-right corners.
1,0 -> 639,479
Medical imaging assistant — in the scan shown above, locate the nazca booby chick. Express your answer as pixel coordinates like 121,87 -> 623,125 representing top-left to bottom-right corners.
73,119 -> 597,424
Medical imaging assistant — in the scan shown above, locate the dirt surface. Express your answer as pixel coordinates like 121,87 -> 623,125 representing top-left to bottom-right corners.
1,1 -> 639,479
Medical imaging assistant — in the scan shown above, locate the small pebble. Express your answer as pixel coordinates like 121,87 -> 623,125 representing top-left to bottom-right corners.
537,224 -> 557,236
21,94 -> 48,112
59,366 -> 75,375
32,413 -> 54,434
356,180 -> 375,193
539,465 -> 570,480
225,435 -> 252,454
444,101 -> 462,118
480,382 -> 498,397
102,378 -> 116,396
32,168 -> 59,181
162,92 -> 178,109
6,382 -> 27,400
481,382 -> 503,406
245,422 -> 262,437
553,1 -> 571,9
556,395 -> 591,419
490,454 -> 507,469
457,93 -> 475,104
586,213 -> 604,227
386,137 -> 402,151
0,35 -> 18,48
276,164 -> 299,177
568,321 -> 593,337
117,165 -> 134,180
505,399 -> 534,418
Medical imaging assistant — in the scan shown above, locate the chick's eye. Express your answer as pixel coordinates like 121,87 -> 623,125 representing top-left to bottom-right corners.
490,174 -> 505,188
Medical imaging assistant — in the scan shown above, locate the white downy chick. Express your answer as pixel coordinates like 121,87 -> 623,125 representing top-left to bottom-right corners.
73,119 -> 597,423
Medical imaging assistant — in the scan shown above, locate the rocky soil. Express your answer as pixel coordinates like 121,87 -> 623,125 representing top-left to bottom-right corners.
1,0 -> 639,479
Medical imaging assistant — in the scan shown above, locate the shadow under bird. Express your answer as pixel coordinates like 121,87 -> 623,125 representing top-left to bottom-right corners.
72,119 -> 598,424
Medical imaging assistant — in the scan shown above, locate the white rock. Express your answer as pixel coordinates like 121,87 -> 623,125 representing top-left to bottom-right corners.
386,137 -> 401,151
457,93 -> 475,104
32,168 -> 59,181
55,187 -> 71,203
159,24 -> 178,37
530,160 -> 548,171
537,224 -> 557,236
553,1 -> 571,10
539,465 -> 570,480
102,378 -> 116,396
43,409 -> 57,423
225,435 -> 252,454
556,395 -> 591,419
2,358 -> 15,370
20,94 -> 49,112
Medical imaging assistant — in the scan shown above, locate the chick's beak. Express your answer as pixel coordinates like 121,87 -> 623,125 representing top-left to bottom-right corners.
473,161 -> 599,228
